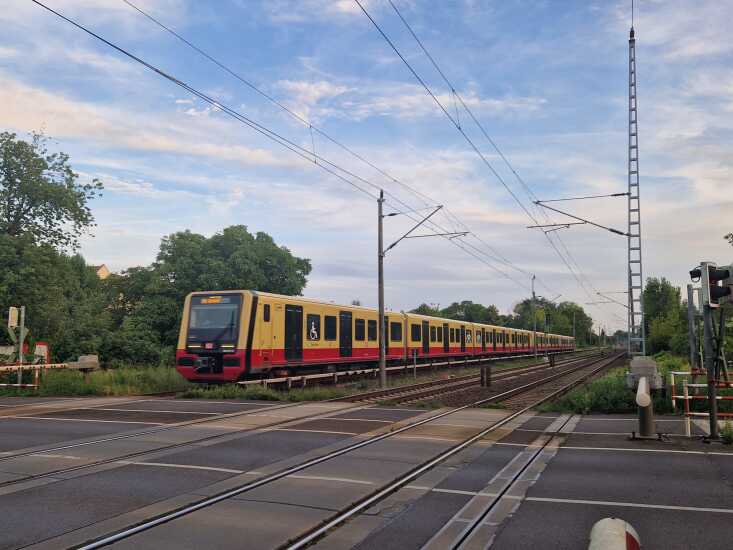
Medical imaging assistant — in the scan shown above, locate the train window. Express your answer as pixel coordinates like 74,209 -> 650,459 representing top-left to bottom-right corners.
466,331 -> 472,344
477,331 -> 482,343
390,321 -> 402,342
306,314 -> 321,340
263,304 -> 270,322
430,326 -> 437,342
449,328 -> 455,342
437,327 -> 443,342
355,318 -> 365,341
367,320 -> 377,341
411,324 -> 421,342
324,315 -> 337,341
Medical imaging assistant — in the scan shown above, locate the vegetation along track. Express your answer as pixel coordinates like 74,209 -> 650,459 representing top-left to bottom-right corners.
73,352 -> 622,550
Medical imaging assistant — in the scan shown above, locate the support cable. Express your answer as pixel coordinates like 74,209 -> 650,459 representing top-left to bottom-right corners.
120,0 -> 543,293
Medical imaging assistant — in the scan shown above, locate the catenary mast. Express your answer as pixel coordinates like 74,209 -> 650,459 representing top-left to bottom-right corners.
627,5 -> 646,356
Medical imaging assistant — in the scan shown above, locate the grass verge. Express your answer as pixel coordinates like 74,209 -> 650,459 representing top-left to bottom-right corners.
0,367 -> 190,397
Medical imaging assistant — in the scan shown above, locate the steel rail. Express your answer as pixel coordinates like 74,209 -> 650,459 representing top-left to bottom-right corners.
0,352 -> 587,489
449,356 -> 620,549
375,354 -> 601,405
284,352 -> 623,549
236,349 -> 581,389
74,352 -> 612,549
0,351 -> 583,465
336,351 -> 595,403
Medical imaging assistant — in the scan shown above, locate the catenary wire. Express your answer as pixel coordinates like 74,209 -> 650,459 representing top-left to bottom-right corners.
115,0 -> 541,290
372,0 -> 621,316
30,0 -> 531,295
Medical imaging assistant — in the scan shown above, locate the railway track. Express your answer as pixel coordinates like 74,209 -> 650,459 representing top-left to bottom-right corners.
0,352 -> 590,491
337,350 -> 601,405
71,351 -> 623,550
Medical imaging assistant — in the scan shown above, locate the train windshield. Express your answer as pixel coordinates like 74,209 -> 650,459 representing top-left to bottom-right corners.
187,294 -> 242,344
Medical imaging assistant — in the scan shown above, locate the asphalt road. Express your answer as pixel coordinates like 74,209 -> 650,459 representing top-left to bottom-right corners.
0,396 -> 730,550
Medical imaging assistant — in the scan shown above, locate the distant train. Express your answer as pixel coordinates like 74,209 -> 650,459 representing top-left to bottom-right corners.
175,290 -> 575,383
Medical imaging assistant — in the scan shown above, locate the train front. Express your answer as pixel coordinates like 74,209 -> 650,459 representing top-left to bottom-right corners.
175,291 -> 250,382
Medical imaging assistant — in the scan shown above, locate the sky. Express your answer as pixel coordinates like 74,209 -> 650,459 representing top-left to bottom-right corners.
2,0 -> 732,333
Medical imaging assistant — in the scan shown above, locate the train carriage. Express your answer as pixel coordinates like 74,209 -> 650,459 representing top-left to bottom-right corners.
176,290 -> 576,383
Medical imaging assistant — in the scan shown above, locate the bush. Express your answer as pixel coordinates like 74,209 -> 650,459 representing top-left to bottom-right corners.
541,369 -> 636,414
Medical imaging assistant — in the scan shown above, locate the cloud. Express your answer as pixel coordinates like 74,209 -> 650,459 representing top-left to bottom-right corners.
263,0 -> 380,23
276,79 -> 352,121
83,172 -> 199,200
0,73 -> 304,169
275,79 -> 546,123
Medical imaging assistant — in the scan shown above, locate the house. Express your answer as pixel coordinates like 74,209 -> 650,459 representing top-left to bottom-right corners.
90,264 -> 111,280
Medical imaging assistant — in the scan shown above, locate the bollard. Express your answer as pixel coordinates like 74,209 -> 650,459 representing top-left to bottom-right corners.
636,376 -> 655,438
588,518 -> 641,550
480,364 -> 491,387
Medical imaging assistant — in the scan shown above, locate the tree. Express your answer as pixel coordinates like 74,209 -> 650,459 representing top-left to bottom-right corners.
410,303 -> 441,316
0,132 -> 103,250
642,277 -> 681,338
114,225 -> 312,352
0,233 -> 112,360
726,232 -> 733,245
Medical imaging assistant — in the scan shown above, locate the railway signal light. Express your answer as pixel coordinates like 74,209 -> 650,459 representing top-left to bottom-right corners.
690,261 -> 733,308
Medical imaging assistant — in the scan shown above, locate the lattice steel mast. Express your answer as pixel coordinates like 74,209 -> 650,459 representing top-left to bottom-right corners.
627,17 -> 646,356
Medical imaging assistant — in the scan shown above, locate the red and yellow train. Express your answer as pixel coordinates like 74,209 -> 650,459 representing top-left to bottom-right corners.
175,290 -> 575,383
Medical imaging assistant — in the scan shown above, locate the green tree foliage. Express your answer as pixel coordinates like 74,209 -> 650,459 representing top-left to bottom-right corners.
410,298 -> 593,343
0,132 -> 102,250
0,233 -> 112,359
641,277 -> 688,355
105,226 -> 312,364
1,226 -> 311,366
726,232 -> 732,245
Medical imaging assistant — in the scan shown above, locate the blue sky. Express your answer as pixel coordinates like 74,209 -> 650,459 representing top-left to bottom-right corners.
2,0 -> 732,333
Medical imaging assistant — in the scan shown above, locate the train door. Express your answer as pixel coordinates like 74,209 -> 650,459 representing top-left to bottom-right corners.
339,311 -> 352,357
259,302 -> 273,366
481,328 -> 486,352
422,321 -> 430,354
284,304 -> 303,361
460,325 -> 466,352
492,330 -> 497,351
443,323 -> 449,353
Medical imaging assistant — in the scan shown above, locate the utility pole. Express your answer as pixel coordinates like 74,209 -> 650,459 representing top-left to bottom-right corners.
544,310 -> 549,358
702,304 -> 719,439
377,191 -> 387,389
377,191 -> 466,388
572,310 -> 576,343
686,284 -> 698,370
532,275 -> 537,358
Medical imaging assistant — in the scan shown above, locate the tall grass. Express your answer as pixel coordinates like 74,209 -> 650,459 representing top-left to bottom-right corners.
0,367 -> 190,397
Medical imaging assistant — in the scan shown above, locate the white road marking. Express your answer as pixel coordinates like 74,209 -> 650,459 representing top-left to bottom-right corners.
369,407 -> 427,413
29,453 -> 83,460
148,399 -> 273,406
80,408 -> 219,415
393,435 -> 463,443
324,418 -> 392,423
525,496 -> 733,514
579,417 -> 686,423
1,416 -> 164,425
561,445 -> 733,457
117,461 -> 244,474
287,474 -> 374,485
272,428 -> 358,436
250,413 -> 297,419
